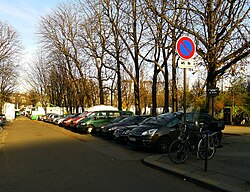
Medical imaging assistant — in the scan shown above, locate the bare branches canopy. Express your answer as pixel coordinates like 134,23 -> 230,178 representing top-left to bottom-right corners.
31,0 -> 249,115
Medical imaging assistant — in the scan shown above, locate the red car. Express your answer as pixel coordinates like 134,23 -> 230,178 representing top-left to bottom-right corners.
62,113 -> 81,127
69,111 -> 92,129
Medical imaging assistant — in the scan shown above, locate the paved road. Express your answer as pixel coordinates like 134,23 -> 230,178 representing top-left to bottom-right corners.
0,116 -> 211,192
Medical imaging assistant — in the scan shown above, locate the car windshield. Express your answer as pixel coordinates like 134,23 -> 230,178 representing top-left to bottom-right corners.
158,113 -> 178,121
154,117 -> 173,126
164,117 -> 180,127
78,111 -> 87,117
139,113 -> 179,126
63,114 -> 71,118
111,116 -> 128,123
86,112 -> 98,118
185,113 -> 218,123
72,113 -> 81,117
139,117 -> 158,125
119,116 -> 139,123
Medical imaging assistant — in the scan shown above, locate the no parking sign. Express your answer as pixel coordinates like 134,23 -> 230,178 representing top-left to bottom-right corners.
176,36 -> 196,60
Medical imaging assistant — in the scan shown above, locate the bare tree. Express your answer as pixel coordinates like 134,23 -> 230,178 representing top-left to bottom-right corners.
147,0 -> 250,114
37,2 -> 90,112
77,0 -> 109,105
0,21 -> 21,61
104,0 -> 152,114
101,0 -> 127,111
27,49 -> 50,109
140,0 -> 172,115
0,21 -> 21,112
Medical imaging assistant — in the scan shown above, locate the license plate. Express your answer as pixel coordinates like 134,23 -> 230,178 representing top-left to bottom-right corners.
129,137 -> 136,142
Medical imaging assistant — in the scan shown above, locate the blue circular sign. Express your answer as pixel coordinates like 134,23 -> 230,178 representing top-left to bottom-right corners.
176,36 -> 196,60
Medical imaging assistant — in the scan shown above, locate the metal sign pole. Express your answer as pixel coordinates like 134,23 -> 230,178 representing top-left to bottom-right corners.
212,96 -> 215,118
204,130 -> 208,172
184,68 -> 187,125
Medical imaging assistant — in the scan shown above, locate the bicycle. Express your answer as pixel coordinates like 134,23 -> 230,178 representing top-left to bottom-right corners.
168,124 -> 216,164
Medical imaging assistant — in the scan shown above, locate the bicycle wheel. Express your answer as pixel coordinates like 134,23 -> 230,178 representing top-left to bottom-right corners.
211,132 -> 222,148
168,140 -> 189,164
197,136 -> 216,160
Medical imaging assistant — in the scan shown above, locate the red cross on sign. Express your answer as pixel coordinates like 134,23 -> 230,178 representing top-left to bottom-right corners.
176,36 -> 196,60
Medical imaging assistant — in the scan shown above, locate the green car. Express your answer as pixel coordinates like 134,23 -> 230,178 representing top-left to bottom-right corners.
76,110 -> 133,133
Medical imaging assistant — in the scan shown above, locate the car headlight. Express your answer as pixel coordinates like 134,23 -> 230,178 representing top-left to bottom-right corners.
109,127 -> 118,131
80,122 -> 86,126
142,129 -> 158,136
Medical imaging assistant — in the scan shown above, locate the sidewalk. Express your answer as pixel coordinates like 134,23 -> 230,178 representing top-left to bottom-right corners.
143,125 -> 250,192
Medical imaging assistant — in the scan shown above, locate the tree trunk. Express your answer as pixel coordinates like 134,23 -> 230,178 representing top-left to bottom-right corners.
152,65 -> 158,116
172,48 -> 178,111
134,75 -> 141,115
117,60 -> 122,111
98,68 -> 104,105
164,58 -> 169,113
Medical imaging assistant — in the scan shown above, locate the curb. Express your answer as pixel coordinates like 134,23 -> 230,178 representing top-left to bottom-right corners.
142,155 -> 243,192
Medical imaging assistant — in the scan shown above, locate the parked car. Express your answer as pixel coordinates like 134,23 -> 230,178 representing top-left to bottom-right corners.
48,114 -> 61,123
100,115 -> 151,138
113,116 -> 156,142
43,113 -> 58,122
38,115 -> 46,121
61,113 -> 81,127
52,114 -> 69,124
76,111 -> 132,133
0,114 -> 6,125
69,111 -> 92,129
53,114 -> 66,124
55,114 -> 73,125
127,112 -> 183,153
94,115 -> 131,134
185,112 -> 225,147
185,112 -> 225,131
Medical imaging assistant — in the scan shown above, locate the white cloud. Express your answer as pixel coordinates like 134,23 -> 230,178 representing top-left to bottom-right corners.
0,3 -> 38,21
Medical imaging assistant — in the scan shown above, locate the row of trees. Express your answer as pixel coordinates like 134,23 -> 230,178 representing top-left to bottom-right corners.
27,0 -> 249,115
0,21 -> 21,112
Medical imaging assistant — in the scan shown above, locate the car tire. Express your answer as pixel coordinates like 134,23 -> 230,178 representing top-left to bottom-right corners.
156,136 -> 171,153
86,125 -> 95,134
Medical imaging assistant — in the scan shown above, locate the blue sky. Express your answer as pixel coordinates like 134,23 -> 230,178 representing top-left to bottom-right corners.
0,0 -> 66,57
0,0 -> 67,92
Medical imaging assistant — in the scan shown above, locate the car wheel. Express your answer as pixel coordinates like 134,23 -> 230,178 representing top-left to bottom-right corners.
156,136 -> 171,153
86,125 -> 95,134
